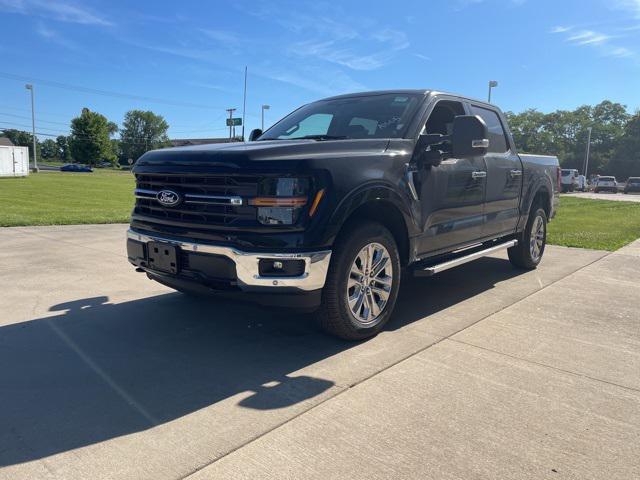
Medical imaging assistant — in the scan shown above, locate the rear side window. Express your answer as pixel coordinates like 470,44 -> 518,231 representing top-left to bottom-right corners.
469,105 -> 509,153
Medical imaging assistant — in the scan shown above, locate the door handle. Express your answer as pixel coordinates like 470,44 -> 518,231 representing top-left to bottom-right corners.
510,169 -> 522,177
471,171 -> 487,179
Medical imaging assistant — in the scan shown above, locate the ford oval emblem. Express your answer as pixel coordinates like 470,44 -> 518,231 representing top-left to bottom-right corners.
156,189 -> 181,207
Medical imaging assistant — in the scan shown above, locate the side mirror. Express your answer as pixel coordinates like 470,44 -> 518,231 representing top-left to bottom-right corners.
248,128 -> 263,141
451,115 -> 489,158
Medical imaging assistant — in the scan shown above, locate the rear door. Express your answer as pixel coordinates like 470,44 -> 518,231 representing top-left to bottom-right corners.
468,104 -> 523,238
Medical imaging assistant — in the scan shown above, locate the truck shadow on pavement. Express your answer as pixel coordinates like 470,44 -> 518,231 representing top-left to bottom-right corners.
0,256 -> 523,467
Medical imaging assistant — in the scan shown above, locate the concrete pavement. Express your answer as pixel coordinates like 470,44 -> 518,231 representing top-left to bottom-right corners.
0,224 -> 638,479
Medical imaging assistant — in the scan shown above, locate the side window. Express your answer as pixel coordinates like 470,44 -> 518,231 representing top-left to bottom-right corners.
469,105 -> 509,153
278,113 -> 333,139
425,100 -> 466,136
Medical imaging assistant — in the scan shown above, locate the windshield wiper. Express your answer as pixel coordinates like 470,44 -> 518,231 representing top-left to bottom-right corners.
259,135 -> 348,141
293,135 -> 348,141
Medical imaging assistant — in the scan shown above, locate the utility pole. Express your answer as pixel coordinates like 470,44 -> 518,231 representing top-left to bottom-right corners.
226,108 -> 236,141
25,84 -> 38,172
583,126 -> 592,178
488,80 -> 498,103
261,104 -> 270,131
241,66 -> 247,141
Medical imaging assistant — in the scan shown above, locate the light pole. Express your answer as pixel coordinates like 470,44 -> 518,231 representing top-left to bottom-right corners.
583,126 -> 592,178
261,104 -> 270,131
25,84 -> 38,172
488,80 -> 498,103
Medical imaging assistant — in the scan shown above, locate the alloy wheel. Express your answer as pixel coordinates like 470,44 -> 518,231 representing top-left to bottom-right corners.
346,242 -> 393,325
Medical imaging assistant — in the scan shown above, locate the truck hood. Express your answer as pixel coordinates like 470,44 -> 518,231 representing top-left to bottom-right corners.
134,139 -> 391,169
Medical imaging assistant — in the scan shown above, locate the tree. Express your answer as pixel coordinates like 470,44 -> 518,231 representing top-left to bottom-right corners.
610,112 -> 640,179
0,129 -> 40,161
56,135 -> 71,162
40,139 -> 58,159
505,100 -> 630,175
119,110 -> 170,162
69,108 -> 117,166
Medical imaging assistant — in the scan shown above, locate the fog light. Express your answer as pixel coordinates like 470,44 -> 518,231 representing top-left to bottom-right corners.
259,259 -> 306,277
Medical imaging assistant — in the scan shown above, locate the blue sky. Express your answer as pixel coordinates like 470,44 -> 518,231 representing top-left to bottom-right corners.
1,0 -> 639,140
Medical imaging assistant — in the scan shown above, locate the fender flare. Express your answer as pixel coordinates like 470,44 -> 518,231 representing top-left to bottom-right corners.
322,182 -> 418,246
518,178 -> 553,230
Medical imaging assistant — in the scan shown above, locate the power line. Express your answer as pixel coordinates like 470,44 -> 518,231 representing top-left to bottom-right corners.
0,110 -> 232,132
0,71 -> 229,111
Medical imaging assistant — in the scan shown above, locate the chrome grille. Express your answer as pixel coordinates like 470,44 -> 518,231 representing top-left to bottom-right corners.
133,173 -> 258,230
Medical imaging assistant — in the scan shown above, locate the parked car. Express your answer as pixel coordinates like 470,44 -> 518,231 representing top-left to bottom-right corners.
560,168 -> 579,192
60,164 -> 93,172
594,176 -> 617,193
127,89 -> 560,339
624,177 -> 640,194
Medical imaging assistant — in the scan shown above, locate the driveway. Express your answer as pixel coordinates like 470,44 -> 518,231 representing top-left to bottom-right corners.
563,191 -> 640,202
1,225 -> 638,479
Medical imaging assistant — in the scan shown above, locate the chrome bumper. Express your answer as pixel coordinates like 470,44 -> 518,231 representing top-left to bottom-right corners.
127,229 -> 331,291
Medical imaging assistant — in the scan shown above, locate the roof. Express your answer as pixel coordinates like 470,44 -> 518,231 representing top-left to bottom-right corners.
0,137 -> 15,146
321,89 -> 431,101
316,89 -> 493,108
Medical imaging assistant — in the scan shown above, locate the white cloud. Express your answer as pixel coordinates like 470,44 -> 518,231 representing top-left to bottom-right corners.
258,65 -> 366,96
608,46 -> 634,57
413,53 -> 431,62
34,21 -> 80,50
550,25 -> 573,33
567,30 -> 611,46
289,26 -> 409,71
0,0 -> 111,26
613,0 -> 640,18
551,26 -> 636,59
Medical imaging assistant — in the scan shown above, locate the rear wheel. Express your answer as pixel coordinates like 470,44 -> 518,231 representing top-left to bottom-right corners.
508,206 -> 547,270
316,221 -> 401,340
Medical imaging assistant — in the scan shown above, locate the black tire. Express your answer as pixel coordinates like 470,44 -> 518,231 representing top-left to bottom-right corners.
508,206 -> 547,270
316,221 -> 401,340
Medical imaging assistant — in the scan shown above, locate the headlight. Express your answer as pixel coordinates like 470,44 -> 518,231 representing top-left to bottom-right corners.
249,177 -> 310,225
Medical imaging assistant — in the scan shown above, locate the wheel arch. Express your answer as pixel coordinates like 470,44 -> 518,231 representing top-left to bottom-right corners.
325,184 -> 416,267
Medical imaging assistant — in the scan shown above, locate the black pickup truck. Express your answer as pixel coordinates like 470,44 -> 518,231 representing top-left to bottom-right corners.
127,90 -> 560,339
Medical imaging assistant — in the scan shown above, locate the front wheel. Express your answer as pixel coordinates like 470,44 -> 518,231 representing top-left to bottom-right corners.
508,207 -> 547,270
316,221 -> 401,340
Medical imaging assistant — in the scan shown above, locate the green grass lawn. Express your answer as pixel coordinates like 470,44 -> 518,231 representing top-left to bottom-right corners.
0,170 -> 134,226
1,172 -> 639,251
547,196 -> 640,251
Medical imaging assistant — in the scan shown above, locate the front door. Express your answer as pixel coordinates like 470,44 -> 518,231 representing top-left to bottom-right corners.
415,100 -> 487,256
468,104 -> 522,238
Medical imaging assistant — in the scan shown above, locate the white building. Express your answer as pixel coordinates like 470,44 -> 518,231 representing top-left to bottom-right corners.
0,138 -> 29,177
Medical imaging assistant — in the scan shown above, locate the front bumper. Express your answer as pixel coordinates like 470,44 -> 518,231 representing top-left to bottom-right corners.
127,229 -> 332,292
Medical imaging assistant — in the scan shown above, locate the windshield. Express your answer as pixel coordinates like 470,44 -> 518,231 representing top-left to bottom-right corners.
598,177 -> 615,182
561,170 -> 572,176
260,93 -> 423,141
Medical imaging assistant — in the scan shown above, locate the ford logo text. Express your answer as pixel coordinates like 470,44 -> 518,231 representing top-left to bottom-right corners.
157,190 -> 182,207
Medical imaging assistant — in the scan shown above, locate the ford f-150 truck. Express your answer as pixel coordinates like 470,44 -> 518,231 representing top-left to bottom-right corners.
127,90 -> 560,339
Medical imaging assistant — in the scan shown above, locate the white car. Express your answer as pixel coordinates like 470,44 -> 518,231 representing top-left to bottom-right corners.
594,176 -> 618,193
561,169 -> 579,192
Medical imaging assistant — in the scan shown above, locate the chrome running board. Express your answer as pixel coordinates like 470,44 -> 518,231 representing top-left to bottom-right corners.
415,239 -> 518,277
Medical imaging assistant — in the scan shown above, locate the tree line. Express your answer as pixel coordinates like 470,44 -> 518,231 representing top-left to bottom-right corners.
1,108 -> 170,166
505,100 -> 639,179
2,100 -> 639,177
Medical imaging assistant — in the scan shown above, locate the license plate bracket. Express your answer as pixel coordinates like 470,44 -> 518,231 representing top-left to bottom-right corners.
147,242 -> 179,274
